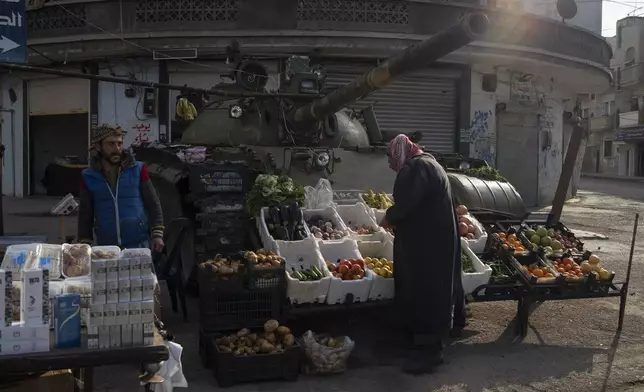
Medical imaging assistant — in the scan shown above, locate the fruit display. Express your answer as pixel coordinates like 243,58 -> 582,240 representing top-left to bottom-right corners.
215,320 -> 296,356
526,225 -> 583,253
326,259 -> 366,280
552,257 -> 584,281
455,205 -> 479,240
349,224 -> 377,235
362,190 -> 393,209
363,257 -> 393,278
579,254 -> 613,281
264,204 -> 309,241
246,174 -> 305,217
491,232 -> 527,253
488,261 -> 514,283
245,249 -> 285,268
307,216 -> 349,240
289,265 -> 325,281
199,255 -> 244,277
462,251 -> 475,273
519,264 -> 557,283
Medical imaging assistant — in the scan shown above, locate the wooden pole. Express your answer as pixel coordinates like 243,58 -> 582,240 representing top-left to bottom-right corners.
548,122 -> 585,225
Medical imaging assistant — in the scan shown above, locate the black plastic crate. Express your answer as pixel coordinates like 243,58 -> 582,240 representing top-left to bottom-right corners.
197,256 -> 247,292
199,328 -> 216,369
212,336 -> 299,387
195,228 -> 247,252
196,212 -> 247,232
247,262 -> 286,290
194,195 -> 246,214
199,288 -> 283,333
189,165 -> 251,195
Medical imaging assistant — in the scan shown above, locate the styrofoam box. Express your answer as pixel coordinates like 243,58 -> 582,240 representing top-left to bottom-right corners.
461,238 -> 492,295
276,238 -> 332,305
335,203 -> 386,242
257,207 -> 312,253
303,207 -> 350,243
318,238 -> 373,304
461,214 -> 488,254
357,240 -> 395,301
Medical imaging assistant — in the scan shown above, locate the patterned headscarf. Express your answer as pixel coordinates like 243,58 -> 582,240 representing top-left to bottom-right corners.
89,124 -> 125,157
387,134 -> 424,172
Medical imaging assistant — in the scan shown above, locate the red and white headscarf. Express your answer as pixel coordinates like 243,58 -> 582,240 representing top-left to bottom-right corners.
387,134 -> 424,172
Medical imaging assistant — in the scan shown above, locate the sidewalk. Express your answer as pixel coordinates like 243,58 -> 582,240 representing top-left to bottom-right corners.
581,172 -> 644,183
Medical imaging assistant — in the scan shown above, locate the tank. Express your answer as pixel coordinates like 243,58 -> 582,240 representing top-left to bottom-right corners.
131,12 -> 525,280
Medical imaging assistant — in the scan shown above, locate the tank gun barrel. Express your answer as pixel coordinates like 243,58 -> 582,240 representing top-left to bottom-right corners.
293,12 -> 489,126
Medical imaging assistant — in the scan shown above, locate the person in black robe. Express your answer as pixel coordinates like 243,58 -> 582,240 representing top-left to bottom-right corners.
380,134 -> 462,374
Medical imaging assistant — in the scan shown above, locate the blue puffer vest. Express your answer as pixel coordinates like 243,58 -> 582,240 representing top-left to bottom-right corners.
82,161 -> 149,248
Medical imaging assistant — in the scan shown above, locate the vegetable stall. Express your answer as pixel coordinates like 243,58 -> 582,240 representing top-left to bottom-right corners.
192,173 -> 637,388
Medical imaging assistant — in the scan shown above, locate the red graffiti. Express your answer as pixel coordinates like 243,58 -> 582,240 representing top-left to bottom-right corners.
131,123 -> 151,146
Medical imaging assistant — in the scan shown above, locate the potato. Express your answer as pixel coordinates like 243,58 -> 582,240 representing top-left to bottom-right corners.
233,348 -> 244,356
237,328 -> 250,337
260,341 -> 275,354
264,319 -> 279,332
220,336 -> 232,346
218,345 -> 232,353
277,326 -> 290,335
247,333 -> 258,343
283,334 -> 295,347
264,332 -> 277,343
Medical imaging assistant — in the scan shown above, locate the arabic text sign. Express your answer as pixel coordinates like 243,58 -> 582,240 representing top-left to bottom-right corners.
0,0 -> 26,64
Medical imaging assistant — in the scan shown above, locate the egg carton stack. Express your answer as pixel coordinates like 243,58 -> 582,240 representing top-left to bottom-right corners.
87,247 -> 156,350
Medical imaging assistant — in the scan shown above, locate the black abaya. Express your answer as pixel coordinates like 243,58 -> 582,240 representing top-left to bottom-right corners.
386,154 -> 460,342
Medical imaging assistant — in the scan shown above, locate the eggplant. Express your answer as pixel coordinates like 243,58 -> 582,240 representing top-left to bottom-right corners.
275,226 -> 289,241
269,207 -> 281,226
289,202 -> 300,223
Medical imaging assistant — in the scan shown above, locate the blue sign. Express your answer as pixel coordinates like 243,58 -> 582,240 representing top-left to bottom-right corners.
616,127 -> 644,141
0,0 -> 26,64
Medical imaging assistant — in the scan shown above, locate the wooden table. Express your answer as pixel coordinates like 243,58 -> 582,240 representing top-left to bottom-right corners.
0,331 -> 169,392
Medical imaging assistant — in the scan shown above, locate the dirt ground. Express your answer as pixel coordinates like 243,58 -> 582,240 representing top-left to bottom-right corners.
4,176 -> 644,392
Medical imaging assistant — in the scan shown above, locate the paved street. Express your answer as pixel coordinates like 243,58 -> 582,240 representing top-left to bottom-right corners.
3,176 -> 644,392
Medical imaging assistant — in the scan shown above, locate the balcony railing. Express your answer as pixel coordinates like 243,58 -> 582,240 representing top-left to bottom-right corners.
619,64 -> 644,87
619,110 -> 643,127
25,0 -> 612,67
589,114 -> 616,131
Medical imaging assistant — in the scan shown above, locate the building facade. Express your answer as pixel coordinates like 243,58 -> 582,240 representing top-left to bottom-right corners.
2,0 -> 611,207
521,0 -> 603,34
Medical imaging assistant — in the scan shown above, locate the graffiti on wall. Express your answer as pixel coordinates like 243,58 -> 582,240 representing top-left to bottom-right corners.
464,109 -> 495,164
130,123 -> 151,146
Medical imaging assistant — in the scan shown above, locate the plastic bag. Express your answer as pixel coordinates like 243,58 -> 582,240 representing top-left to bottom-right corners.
303,179 -> 334,209
301,330 -> 355,375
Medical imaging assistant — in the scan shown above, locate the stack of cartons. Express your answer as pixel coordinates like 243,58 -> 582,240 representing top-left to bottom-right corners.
88,248 -> 156,349
0,268 -> 51,356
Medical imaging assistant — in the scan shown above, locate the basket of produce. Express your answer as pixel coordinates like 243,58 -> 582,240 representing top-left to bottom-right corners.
212,320 -> 299,387
360,190 -> 393,211
525,224 -> 584,254
370,209 -> 395,236
258,204 -> 310,253
244,249 -> 286,290
484,259 -> 518,296
301,330 -> 355,375
506,251 -> 562,285
460,238 -> 492,295
319,239 -> 373,304
357,240 -> 394,301
548,253 -> 615,285
335,203 -> 384,241
456,205 -> 488,254
197,254 -> 246,292
276,238 -> 332,305
304,207 -> 350,242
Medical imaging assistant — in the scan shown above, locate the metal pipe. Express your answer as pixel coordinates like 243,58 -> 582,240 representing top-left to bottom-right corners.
0,108 -> 14,236
0,62 -> 319,99
0,108 -> 15,196
294,12 -> 490,126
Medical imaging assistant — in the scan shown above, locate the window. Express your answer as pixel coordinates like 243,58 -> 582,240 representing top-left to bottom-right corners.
604,140 -> 613,158
626,47 -> 636,65
582,108 -> 590,118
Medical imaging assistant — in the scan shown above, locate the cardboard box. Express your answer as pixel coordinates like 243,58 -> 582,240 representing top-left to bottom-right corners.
142,277 -> 155,301
132,323 -> 143,346
129,258 -> 141,279
0,322 -> 49,341
121,324 -> 132,347
89,304 -> 103,327
0,339 -> 50,356
0,270 -> 12,327
21,269 -> 49,327
91,281 -> 106,305
116,303 -> 129,325
128,302 -> 141,324
118,279 -> 131,303
91,259 -> 107,283
141,256 -> 153,278
87,325 -> 98,350
106,259 -> 119,281
140,300 -> 154,323
103,303 -> 116,326
53,294 -> 81,349
130,278 -> 142,302
3,370 -> 74,392
109,325 -> 121,348
118,258 -> 131,280
106,281 -> 119,304
98,326 -> 110,349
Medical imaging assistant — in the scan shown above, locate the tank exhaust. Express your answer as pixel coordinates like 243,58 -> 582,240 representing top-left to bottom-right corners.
292,12 -> 490,127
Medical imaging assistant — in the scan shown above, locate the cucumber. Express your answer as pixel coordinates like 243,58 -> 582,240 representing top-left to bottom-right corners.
310,266 -> 323,280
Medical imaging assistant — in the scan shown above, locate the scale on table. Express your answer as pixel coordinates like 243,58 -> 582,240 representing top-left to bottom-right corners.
50,193 -> 79,243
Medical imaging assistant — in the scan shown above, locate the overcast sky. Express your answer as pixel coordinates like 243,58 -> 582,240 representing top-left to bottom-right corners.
603,0 -> 644,36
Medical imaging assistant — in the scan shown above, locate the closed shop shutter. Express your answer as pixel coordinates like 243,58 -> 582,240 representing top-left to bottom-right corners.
322,62 -> 460,153
28,77 -> 89,115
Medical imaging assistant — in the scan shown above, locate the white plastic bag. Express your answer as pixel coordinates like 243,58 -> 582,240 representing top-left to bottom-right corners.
152,341 -> 188,392
304,179 -> 335,209
301,330 -> 355,375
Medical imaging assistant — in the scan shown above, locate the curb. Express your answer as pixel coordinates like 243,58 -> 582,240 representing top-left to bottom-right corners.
581,173 -> 644,183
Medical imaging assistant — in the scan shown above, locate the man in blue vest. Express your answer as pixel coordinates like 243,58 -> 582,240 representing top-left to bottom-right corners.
77,124 -> 165,251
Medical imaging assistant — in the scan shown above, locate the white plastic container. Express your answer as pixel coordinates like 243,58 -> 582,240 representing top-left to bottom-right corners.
357,240 -> 395,301
460,214 -> 488,254
276,238 -> 332,305
1,244 -> 41,275
318,239 -> 373,304
61,243 -> 91,279
303,207 -> 349,243
461,238 -> 492,295
36,244 -> 63,280
257,207 -> 311,253
335,203 -> 385,242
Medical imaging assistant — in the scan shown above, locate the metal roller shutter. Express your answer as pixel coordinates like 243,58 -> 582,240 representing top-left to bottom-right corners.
28,77 -> 89,115
323,63 -> 460,153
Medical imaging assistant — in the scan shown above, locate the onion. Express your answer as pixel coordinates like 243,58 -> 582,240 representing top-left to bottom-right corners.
455,205 -> 468,216
459,222 -> 469,236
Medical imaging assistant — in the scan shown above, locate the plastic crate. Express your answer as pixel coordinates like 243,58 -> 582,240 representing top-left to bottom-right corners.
212,336 -> 299,387
247,262 -> 286,291
189,164 -> 252,195
196,212 -> 247,232
195,228 -> 247,253
199,288 -> 283,333
197,256 -> 246,292
199,328 -> 215,369
194,195 -> 246,214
